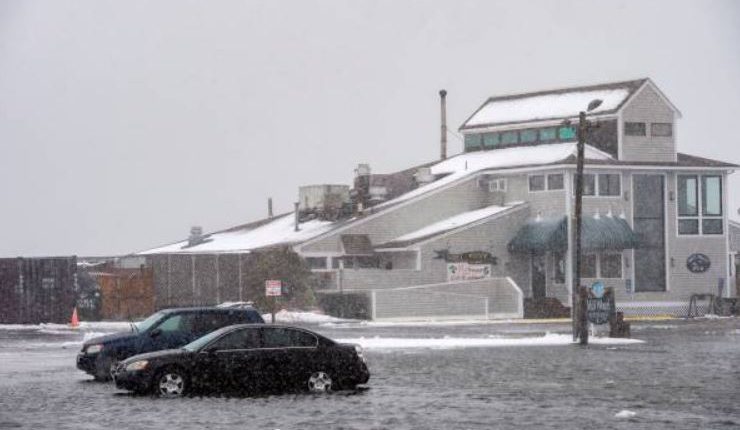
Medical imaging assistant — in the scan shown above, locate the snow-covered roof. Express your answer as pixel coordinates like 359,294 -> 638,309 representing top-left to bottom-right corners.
461,79 -> 646,129
378,202 -> 526,248
139,213 -> 337,255
372,142 -> 611,210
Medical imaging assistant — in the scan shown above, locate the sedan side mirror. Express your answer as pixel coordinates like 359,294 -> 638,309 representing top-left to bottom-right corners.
150,328 -> 162,338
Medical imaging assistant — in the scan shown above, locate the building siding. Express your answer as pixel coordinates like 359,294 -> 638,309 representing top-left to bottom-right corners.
621,84 -> 677,162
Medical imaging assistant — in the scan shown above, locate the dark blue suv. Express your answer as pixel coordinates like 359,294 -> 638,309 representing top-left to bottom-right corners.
77,306 -> 264,380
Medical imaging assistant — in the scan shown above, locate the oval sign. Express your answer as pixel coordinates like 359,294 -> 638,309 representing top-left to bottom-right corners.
591,281 -> 605,299
686,253 -> 711,273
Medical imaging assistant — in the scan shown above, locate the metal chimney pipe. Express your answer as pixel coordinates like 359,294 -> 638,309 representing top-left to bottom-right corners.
440,89 -> 447,160
268,197 -> 274,218
294,202 -> 300,232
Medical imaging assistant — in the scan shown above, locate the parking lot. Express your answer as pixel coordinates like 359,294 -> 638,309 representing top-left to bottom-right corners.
0,318 -> 738,430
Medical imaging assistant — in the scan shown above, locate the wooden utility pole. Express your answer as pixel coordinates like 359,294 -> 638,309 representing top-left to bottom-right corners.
573,111 -> 588,344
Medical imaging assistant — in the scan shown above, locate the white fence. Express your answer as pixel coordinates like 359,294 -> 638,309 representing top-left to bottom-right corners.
370,277 -> 523,321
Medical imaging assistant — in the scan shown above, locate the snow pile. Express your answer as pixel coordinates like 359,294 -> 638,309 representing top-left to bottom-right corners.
614,410 -> 637,419
465,87 -> 630,127
263,310 -> 352,324
337,333 -> 644,350
384,203 -> 525,245
0,321 -> 132,333
140,213 -> 336,254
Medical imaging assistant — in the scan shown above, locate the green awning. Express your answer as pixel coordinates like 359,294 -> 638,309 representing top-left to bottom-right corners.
508,216 -> 638,253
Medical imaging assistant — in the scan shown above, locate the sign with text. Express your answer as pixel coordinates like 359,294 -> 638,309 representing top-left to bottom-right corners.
586,296 -> 613,325
265,280 -> 282,297
447,263 -> 491,282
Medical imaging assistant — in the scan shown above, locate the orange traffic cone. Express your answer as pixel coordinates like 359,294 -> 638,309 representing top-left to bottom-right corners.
69,307 -> 80,328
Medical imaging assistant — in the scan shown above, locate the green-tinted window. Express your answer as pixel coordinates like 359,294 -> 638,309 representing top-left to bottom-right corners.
558,126 -> 576,140
501,131 -> 518,145
464,134 -> 482,151
540,128 -> 557,141
520,129 -> 537,143
483,133 -> 500,148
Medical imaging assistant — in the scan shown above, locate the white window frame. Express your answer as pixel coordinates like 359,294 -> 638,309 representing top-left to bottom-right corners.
547,173 -> 564,191
528,174 -> 546,193
677,174 -> 723,236
576,172 -> 622,199
579,252 -> 623,279
488,178 -> 507,192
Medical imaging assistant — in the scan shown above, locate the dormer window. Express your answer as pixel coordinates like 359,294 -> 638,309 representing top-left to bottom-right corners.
539,128 -> 557,141
464,134 -> 483,151
520,129 -> 537,143
501,131 -> 518,145
483,133 -> 500,148
558,126 -> 576,140
624,122 -> 646,136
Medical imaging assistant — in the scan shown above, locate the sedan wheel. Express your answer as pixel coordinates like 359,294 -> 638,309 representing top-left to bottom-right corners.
157,371 -> 187,397
307,371 -> 332,393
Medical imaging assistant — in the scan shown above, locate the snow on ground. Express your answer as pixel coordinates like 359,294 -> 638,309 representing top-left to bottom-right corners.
338,333 -> 644,350
464,87 -> 630,127
263,310 -> 353,324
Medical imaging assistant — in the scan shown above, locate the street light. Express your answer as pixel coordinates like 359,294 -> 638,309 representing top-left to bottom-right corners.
571,99 -> 602,345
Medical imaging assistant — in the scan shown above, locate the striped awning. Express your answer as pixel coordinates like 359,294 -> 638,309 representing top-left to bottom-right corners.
508,216 -> 638,253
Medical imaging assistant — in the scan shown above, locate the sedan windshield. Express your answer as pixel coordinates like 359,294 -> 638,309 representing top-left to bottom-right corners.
182,327 -> 230,352
134,311 -> 166,333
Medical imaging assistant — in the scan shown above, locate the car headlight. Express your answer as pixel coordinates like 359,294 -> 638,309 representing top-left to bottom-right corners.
125,360 -> 148,372
354,344 -> 366,362
86,344 -> 103,354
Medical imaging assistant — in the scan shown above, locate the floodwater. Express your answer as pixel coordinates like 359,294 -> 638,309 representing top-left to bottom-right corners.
0,319 -> 738,430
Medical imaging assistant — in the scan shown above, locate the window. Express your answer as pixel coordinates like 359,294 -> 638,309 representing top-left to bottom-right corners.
580,254 -> 597,278
581,174 -> 596,196
357,256 -> 380,268
678,175 -> 723,235
464,134 -> 482,151
209,328 -> 260,351
651,123 -> 672,137
600,254 -> 622,278
156,313 -> 197,333
558,126 -> 576,140
501,131 -> 519,145
598,173 -> 621,196
305,257 -> 327,270
540,128 -> 557,141
575,173 -> 620,197
331,257 -> 340,269
547,174 -> 564,190
678,176 -> 698,216
489,178 -> 507,192
262,328 -> 317,348
529,175 -> 545,192
624,122 -> 646,136
483,133 -> 500,148
520,129 -> 538,143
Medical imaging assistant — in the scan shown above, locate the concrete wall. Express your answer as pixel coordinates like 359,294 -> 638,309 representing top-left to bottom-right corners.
621,84 -> 677,162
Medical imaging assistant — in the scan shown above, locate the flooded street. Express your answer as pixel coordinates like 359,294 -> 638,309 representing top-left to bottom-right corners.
0,318 -> 738,430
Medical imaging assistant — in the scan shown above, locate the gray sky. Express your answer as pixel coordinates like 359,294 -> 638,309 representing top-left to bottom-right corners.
1,0 -> 739,257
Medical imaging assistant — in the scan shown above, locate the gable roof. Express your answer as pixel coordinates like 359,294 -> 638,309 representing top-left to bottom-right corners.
460,78 -> 648,130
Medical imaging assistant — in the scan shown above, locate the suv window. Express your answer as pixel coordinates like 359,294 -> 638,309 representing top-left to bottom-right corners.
156,313 -> 198,333
261,328 -> 318,348
197,313 -> 233,336
208,328 -> 260,351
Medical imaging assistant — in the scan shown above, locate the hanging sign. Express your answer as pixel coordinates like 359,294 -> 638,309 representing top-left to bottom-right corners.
447,263 -> 492,281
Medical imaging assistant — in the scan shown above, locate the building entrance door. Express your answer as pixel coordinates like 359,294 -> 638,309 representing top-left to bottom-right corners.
531,253 -> 546,298
633,174 -> 666,292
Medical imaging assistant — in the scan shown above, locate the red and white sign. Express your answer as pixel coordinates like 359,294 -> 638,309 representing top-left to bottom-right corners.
265,280 -> 282,297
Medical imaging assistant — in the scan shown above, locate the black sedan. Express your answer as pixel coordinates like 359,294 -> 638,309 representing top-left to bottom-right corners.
113,324 -> 369,396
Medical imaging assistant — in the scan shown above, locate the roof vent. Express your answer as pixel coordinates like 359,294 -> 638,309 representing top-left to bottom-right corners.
188,226 -> 205,247
414,167 -> 435,186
